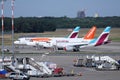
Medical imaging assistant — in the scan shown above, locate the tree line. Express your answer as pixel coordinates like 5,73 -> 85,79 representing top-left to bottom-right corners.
0,16 -> 120,33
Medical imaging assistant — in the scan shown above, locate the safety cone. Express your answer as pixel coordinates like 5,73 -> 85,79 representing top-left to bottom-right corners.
71,69 -> 74,74
79,72 -> 82,76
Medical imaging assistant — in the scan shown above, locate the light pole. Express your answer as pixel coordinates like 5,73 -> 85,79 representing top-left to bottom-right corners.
1,0 -> 5,68
11,0 -> 15,66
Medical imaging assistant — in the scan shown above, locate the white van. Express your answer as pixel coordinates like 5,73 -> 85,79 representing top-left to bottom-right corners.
8,72 -> 30,80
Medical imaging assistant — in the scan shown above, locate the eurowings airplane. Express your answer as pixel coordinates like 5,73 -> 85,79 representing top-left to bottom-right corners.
41,26 -> 97,49
64,26 -> 111,51
14,26 -> 80,46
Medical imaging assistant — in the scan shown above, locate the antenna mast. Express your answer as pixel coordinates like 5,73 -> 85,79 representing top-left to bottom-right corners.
1,0 -> 4,66
11,0 -> 15,65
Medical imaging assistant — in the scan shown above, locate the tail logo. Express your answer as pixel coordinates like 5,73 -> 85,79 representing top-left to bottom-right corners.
84,26 -> 96,40
95,33 -> 109,46
68,26 -> 80,38
70,32 -> 78,38
95,26 -> 111,46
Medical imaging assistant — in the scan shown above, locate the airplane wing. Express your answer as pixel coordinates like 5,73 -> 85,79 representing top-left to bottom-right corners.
64,42 -> 89,51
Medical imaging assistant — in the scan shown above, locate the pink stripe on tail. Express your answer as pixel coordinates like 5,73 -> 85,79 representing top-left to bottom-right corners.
70,32 -> 78,38
95,33 -> 109,46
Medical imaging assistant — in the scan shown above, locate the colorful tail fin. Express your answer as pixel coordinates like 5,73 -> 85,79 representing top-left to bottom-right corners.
68,26 -> 80,38
83,26 -> 96,40
94,26 -> 111,46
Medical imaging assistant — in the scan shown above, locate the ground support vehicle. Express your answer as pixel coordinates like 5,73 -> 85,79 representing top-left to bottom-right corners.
8,72 -> 30,80
95,61 -> 120,71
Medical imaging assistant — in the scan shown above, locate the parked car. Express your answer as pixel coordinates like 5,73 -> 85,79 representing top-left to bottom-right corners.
3,48 -> 10,52
8,72 -> 30,80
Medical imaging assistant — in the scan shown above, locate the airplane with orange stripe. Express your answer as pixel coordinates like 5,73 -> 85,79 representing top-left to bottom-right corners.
14,26 -> 80,46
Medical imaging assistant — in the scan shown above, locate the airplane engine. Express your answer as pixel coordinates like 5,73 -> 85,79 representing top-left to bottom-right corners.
64,46 -> 80,52
26,41 -> 36,46
14,40 -> 20,44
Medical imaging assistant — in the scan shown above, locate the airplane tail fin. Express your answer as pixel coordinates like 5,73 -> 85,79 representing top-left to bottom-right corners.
83,26 -> 96,40
68,26 -> 80,38
93,26 -> 111,46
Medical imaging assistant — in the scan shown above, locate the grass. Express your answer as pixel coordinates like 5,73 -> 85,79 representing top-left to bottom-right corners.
0,28 -> 120,45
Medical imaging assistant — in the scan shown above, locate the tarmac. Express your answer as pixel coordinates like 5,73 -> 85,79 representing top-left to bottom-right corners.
2,42 -> 120,54
2,55 -> 120,80
1,42 -> 120,80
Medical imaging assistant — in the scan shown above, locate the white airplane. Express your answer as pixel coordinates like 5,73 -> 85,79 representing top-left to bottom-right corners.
40,26 -> 97,50
14,26 -> 80,46
64,26 -> 111,51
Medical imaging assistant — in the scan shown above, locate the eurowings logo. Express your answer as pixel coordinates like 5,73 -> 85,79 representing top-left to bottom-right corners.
95,33 -> 109,46
70,32 -> 78,38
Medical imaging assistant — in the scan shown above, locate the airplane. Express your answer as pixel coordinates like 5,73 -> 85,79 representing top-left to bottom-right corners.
14,26 -> 80,46
41,26 -> 97,50
64,26 -> 111,51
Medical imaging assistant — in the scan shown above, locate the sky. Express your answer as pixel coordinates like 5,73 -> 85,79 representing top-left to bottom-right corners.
1,0 -> 120,17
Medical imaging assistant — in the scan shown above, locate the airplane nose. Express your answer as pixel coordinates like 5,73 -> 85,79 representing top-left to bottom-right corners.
14,41 -> 19,44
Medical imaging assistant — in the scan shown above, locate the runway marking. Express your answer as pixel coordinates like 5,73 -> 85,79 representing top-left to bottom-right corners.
84,68 -> 96,71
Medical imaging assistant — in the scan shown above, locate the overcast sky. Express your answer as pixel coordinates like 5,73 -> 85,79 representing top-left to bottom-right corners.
2,0 -> 120,17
